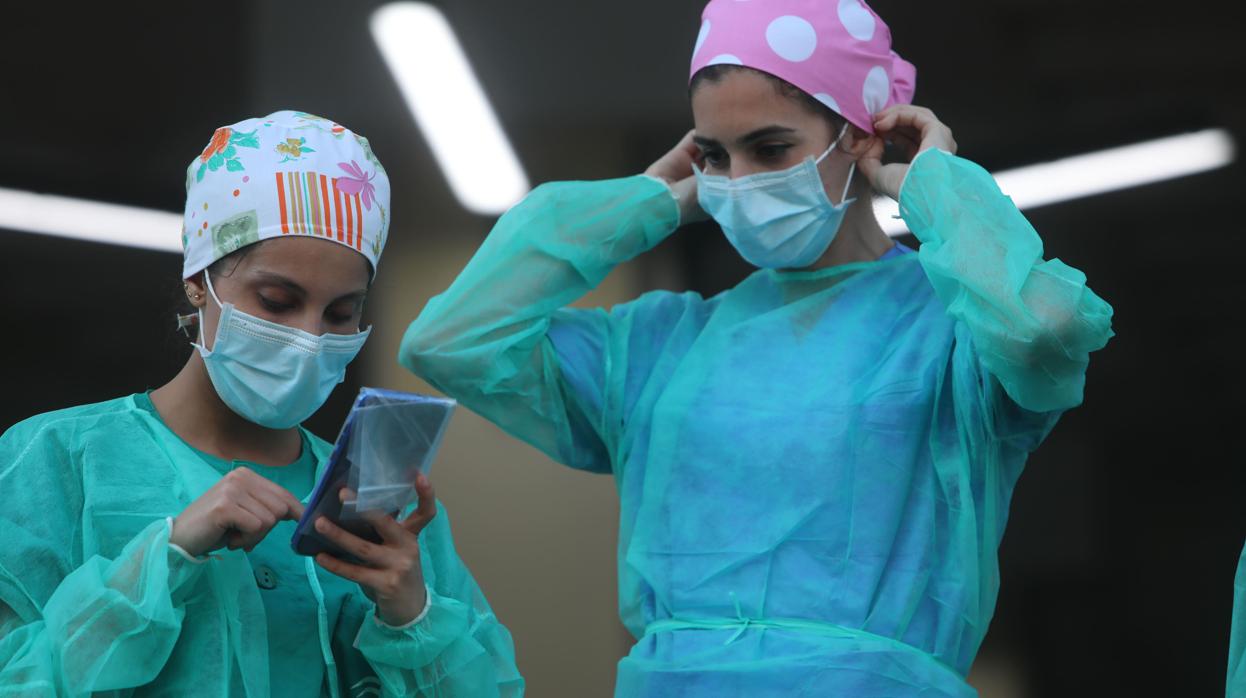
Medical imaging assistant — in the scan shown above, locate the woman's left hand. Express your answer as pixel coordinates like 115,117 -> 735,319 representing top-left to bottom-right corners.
857,105 -> 957,201
314,475 -> 437,626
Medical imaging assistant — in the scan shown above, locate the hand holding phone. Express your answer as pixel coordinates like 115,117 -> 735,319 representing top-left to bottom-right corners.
313,476 -> 439,626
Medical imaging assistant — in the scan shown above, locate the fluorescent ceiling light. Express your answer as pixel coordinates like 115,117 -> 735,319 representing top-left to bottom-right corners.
2,130 -> 1233,253
876,128 -> 1236,236
371,2 -> 529,215
0,187 -> 182,252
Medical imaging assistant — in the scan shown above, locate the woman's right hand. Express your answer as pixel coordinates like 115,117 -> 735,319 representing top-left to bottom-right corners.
645,130 -> 707,226
170,469 -> 305,557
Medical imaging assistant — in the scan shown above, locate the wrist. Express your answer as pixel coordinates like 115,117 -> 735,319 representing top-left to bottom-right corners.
874,163 -> 908,202
664,177 -> 704,226
166,516 -> 209,562
377,584 -> 430,627
168,515 -> 194,556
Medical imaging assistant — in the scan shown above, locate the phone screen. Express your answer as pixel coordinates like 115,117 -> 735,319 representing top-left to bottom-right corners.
291,415 -> 388,561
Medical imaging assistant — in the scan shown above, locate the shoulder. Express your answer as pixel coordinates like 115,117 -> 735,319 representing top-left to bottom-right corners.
612,288 -> 711,322
866,252 -> 943,306
0,394 -> 157,506
1,394 -> 148,455
608,289 -> 716,357
551,289 -> 712,349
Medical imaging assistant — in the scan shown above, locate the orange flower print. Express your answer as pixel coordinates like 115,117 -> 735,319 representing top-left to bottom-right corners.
195,128 -> 259,182
200,128 -> 232,162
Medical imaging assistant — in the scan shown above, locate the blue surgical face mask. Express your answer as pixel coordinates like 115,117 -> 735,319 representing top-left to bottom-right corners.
695,123 -> 856,269
194,270 -> 370,429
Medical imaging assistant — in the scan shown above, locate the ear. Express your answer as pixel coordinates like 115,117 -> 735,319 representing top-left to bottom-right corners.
839,123 -> 879,160
183,271 -> 208,309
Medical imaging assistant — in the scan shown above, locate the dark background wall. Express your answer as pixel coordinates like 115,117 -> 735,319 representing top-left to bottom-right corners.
2,1 -> 1243,695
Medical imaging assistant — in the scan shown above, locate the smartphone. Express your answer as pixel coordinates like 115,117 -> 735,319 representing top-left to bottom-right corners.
290,403 -> 381,561
291,388 -> 454,562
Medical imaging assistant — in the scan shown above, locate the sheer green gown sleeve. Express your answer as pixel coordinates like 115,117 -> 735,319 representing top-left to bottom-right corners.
0,419 -> 210,694
899,148 -> 1114,413
400,175 -> 682,473
1229,544 -> 1246,697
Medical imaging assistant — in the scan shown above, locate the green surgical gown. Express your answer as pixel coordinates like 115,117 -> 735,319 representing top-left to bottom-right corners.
0,393 -> 523,697
1231,544 -> 1246,697
400,149 -> 1114,697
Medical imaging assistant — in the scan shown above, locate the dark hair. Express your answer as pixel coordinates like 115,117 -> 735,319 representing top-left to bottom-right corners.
690,65 -> 849,134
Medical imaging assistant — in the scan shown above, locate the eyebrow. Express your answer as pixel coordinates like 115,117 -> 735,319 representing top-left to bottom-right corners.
252,272 -> 367,303
694,125 -> 798,149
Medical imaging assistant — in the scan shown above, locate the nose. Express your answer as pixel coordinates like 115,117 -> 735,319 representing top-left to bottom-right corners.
729,162 -> 763,180
294,309 -> 328,337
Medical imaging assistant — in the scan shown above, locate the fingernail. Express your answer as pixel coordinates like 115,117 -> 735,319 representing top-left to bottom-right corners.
315,518 -> 325,532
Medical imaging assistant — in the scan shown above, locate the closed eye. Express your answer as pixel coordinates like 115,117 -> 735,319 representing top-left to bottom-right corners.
326,299 -> 363,326
259,296 -> 294,313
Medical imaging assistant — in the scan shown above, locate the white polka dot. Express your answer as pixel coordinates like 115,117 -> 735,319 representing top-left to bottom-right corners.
765,16 -> 818,63
837,0 -> 876,41
708,54 -> 743,66
813,93 -> 841,114
862,66 -> 890,114
693,20 -> 711,60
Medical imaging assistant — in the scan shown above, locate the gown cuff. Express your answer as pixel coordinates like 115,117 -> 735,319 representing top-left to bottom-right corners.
897,147 -> 956,237
373,584 -> 434,630
355,587 -> 472,668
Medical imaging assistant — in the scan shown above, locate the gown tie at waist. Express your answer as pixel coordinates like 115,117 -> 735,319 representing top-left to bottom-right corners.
642,610 -> 964,682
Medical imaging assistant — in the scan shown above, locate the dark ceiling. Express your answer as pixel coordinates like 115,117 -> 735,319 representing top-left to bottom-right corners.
4,1 -> 1240,220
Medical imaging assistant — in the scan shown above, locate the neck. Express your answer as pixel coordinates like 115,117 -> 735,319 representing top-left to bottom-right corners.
150,350 -> 303,467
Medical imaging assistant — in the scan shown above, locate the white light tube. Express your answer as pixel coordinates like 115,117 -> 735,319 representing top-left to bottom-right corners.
1,131 -> 1233,252
0,187 -> 182,252
876,128 -> 1236,236
371,2 -> 530,215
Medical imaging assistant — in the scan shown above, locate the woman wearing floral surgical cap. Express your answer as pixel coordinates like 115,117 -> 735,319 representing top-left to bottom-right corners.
0,111 -> 523,697
402,1 -> 1114,695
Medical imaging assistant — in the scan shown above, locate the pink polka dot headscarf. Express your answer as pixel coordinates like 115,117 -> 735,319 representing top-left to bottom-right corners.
689,0 -> 917,134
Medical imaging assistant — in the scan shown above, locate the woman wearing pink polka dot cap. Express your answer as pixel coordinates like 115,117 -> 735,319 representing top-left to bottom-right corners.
402,1 -> 1115,695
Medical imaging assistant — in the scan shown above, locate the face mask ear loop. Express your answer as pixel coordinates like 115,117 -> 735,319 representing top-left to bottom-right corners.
816,122 -> 856,205
838,161 -> 858,206
197,269 -> 225,352
202,268 -> 224,308
814,122 -> 853,165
